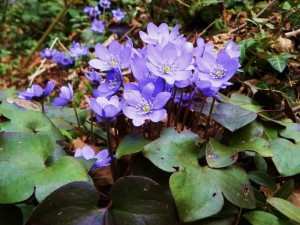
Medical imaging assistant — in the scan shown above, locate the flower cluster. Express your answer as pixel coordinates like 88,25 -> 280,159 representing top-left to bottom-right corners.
86,22 -> 241,126
39,41 -> 89,69
84,0 -> 126,34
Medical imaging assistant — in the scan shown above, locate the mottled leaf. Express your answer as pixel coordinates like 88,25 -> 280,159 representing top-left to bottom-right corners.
143,128 -> 201,172
0,132 -> 89,203
0,102 -> 63,141
270,138 -> 300,176
170,165 -> 255,222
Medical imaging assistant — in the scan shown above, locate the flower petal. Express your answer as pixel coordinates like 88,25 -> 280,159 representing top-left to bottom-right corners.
149,109 -> 167,122
152,92 -> 171,109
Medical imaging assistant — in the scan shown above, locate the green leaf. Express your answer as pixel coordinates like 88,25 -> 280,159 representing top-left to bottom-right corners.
170,165 -> 255,222
243,211 -> 290,225
254,153 -> 268,172
110,176 -> 178,225
0,132 -> 89,203
274,179 -> 294,199
0,102 -> 63,141
237,38 -> 256,62
270,138 -> 300,176
116,134 -> 151,159
248,171 -> 277,190
26,181 -> 106,225
206,134 -> 272,168
212,103 -> 257,132
143,128 -> 201,172
279,123 -> 300,144
267,53 -> 295,73
267,197 -> 300,223
0,204 -> 23,225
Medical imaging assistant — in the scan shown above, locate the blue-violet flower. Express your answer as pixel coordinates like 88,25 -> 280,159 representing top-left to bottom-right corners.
18,81 -> 55,101
74,146 -> 111,169
89,40 -> 131,71
123,82 -> 171,126
89,95 -> 125,122
53,83 -> 74,107
69,41 -> 89,58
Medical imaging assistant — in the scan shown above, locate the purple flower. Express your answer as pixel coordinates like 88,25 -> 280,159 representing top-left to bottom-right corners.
18,81 -> 55,101
89,95 -> 125,122
39,48 -> 57,59
146,43 -> 194,85
99,0 -> 111,9
89,40 -> 131,71
69,41 -> 89,58
195,50 -> 239,90
139,22 -> 180,46
53,83 -> 73,107
112,8 -> 125,21
84,6 -> 101,17
224,39 -> 240,58
123,82 -> 171,126
75,146 -> 111,169
91,19 -> 105,33
85,69 -> 103,88
93,68 -> 122,97
52,52 -> 74,68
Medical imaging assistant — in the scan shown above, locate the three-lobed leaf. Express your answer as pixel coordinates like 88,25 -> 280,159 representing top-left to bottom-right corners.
0,132 -> 89,203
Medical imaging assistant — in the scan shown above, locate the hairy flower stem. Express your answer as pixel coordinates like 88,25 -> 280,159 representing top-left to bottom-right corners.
174,90 -> 184,128
105,122 -> 118,181
89,111 -> 94,141
167,87 -> 177,127
72,103 -> 83,140
203,97 -> 216,140
181,90 -> 195,131
40,101 -> 45,114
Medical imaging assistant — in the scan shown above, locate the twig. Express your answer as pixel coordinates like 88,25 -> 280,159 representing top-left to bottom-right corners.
228,0 -> 276,34
285,28 -> 300,38
272,105 -> 300,120
176,0 -> 189,8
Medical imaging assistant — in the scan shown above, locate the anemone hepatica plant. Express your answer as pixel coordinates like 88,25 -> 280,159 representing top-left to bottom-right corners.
6,21 -> 300,225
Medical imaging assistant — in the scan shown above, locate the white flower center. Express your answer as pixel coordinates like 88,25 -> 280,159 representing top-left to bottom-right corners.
160,60 -> 177,74
136,98 -> 153,115
209,64 -> 227,79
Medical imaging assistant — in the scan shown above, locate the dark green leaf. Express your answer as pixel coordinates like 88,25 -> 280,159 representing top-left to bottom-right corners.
248,171 -> 277,190
110,176 -> 178,225
254,153 -> 267,172
116,134 -> 151,159
26,181 -> 106,225
267,53 -> 295,73
274,179 -> 294,199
